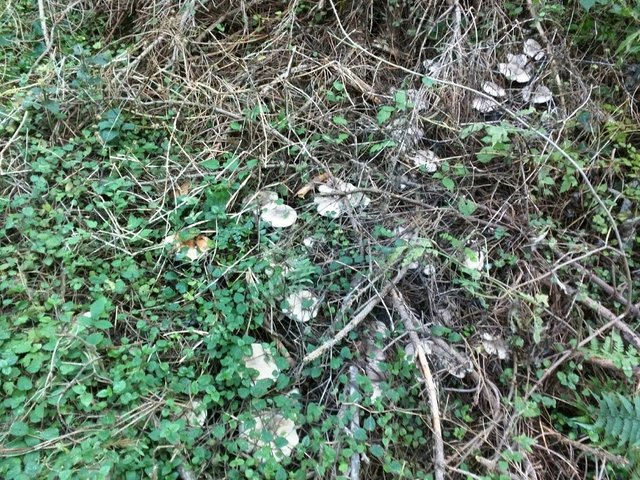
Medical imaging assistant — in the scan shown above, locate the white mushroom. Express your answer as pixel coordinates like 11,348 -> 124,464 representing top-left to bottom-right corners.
423,59 -> 445,79
481,333 -> 509,359
422,264 -> 436,276
498,63 -> 531,83
240,410 -> 299,460
463,248 -> 485,271
283,290 -> 320,323
244,343 -> 280,382
185,399 -> 207,427
523,38 -> 545,61
482,81 -> 506,98
260,203 -> 298,228
313,188 -> 345,218
522,84 -> 553,104
246,191 -> 279,211
409,149 -> 440,173
506,53 -> 530,69
472,96 -> 500,113
313,178 -> 370,218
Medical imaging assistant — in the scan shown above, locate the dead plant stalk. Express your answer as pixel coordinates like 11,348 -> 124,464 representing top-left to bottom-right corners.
390,289 -> 445,480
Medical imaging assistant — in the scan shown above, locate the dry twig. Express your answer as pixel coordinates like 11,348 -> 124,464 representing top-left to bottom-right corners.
302,265 -> 410,364
390,288 -> 445,480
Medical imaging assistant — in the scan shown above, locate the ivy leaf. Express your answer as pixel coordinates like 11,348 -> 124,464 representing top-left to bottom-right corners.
90,297 -> 108,319
458,197 -> 477,216
201,159 -> 220,170
579,0 -> 596,11
376,106 -> 395,125
441,177 -> 455,191
10,421 -> 29,437
99,129 -> 119,144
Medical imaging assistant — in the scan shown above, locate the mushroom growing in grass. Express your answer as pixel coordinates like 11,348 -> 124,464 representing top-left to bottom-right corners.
239,410 -> 299,460
163,233 -> 210,261
244,343 -> 280,383
522,84 -> 553,104
409,149 -> 440,173
283,290 -> 320,323
260,203 -> 298,228
482,81 -> 506,98
472,96 -> 500,113
313,177 -> 370,218
524,38 -> 545,61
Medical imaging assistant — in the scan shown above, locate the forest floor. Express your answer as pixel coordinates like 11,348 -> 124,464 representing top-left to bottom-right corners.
1,1 -> 640,479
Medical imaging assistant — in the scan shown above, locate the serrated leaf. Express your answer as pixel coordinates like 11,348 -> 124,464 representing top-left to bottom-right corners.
458,197 -> 477,216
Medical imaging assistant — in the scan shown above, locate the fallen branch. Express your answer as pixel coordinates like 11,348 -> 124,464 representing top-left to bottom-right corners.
302,265 -> 409,365
390,289 -> 445,480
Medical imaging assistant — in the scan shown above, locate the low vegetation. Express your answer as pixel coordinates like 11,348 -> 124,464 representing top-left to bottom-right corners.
1,0 -> 639,478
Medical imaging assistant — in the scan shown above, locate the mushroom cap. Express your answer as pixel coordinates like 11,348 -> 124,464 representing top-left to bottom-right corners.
498,63 -> 531,83
313,179 -> 370,217
482,81 -> 506,98
463,248 -> 485,270
240,410 -> 299,460
246,191 -> 279,211
472,96 -> 500,113
523,38 -> 545,61
410,149 -> 440,173
506,53 -> 530,69
244,343 -> 280,382
482,333 -> 509,359
283,290 -> 320,323
260,203 -> 298,228
314,186 -> 345,218
522,84 -> 553,104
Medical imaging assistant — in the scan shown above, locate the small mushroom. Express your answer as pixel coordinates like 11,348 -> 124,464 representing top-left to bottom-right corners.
498,63 -> 531,83
463,248 -> 485,271
482,81 -> 506,98
522,84 -> 553,104
472,96 -> 500,113
409,149 -> 440,173
260,203 -> 298,228
283,290 -> 320,323
164,233 -> 210,261
506,53 -> 530,69
422,264 -> 436,276
185,399 -> 207,427
245,191 -> 279,211
313,178 -> 370,218
481,333 -> 509,359
244,343 -> 280,382
240,410 -> 299,460
523,38 -> 545,61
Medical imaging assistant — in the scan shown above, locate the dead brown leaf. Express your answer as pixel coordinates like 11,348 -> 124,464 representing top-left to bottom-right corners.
295,172 -> 331,198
